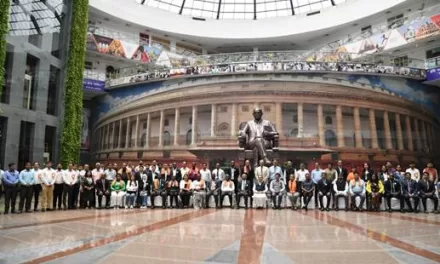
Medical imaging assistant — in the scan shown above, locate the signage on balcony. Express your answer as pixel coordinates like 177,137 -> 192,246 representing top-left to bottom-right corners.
83,78 -> 105,91
426,67 -> 440,82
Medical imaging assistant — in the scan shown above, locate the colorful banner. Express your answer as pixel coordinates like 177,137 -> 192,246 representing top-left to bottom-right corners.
426,67 -> 440,82
83,78 -> 106,91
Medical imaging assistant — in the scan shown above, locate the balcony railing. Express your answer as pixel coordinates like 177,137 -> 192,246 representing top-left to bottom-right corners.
104,52 -> 426,88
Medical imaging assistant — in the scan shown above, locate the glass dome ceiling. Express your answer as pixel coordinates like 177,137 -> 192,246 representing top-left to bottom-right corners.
135,0 -> 348,20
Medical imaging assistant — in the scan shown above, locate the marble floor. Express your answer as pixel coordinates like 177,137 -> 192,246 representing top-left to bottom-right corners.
0,208 -> 439,264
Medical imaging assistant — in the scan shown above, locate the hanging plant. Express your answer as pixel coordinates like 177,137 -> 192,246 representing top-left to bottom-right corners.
0,0 -> 11,104
60,0 -> 89,165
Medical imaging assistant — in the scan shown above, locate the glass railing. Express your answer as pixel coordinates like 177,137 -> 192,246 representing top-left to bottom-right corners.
104,51 -> 426,87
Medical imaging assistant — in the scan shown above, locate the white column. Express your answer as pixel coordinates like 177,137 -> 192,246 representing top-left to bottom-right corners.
118,120 -> 122,149
231,103 -> 237,137
336,105 -> 344,147
211,104 -> 217,137
174,108 -> 180,146
317,104 -> 325,146
383,111 -> 392,150
111,122 -> 115,149
406,116 -> 414,151
353,107 -> 362,148
158,110 -> 164,147
395,114 -> 404,150
125,118 -> 130,148
191,106 -> 198,145
146,113 -> 151,148
369,109 -> 379,149
297,103 -> 304,138
134,115 -> 140,148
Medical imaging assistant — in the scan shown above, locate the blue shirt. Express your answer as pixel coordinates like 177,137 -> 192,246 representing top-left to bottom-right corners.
3,170 -> 19,186
19,169 -> 35,185
311,169 -> 324,184
269,166 -> 283,181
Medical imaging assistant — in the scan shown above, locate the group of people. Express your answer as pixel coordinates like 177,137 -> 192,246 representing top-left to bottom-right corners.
1,159 -> 439,214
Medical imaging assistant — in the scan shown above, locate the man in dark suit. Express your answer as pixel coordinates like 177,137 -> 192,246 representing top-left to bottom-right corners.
401,172 -> 419,212
205,174 -> 221,208
96,173 -> 111,209
336,160 -> 348,180
236,174 -> 252,209
226,160 -> 240,191
171,162 -> 182,182
418,172 -> 439,214
317,172 -> 332,211
384,174 -> 404,213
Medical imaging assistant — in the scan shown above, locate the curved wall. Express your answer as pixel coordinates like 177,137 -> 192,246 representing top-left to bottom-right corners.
91,72 -> 440,168
90,0 -> 405,39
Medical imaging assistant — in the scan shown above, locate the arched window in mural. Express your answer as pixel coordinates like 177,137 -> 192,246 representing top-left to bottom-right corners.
186,129 -> 192,145
163,131 -> 171,146
325,130 -> 337,147
325,116 -> 333,125
217,123 -> 230,137
289,128 -> 298,137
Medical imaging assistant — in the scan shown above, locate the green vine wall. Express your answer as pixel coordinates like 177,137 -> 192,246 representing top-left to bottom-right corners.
0,0 -> 11,101
60,0 -> 89,165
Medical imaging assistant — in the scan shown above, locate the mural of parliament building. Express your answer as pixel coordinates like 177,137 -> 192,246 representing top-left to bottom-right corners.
92,74 -> 440,168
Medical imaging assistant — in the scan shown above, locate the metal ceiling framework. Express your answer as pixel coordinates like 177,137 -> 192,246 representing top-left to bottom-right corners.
136,0 -> 346,20
9,0 -> 66,36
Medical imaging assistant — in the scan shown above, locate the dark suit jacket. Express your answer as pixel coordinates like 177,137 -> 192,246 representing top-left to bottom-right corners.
384,180 -> 402,195
401,179 -> 418,196
95,179 -> 110,194
361,169 -> 374,182
171,168 -> 182,182
418,180 -> 436,194
226,167 -> 240,182
237,179 -> 252,195
139,179 -> 151,194
336,167 -> 348,180
206,180 -> 221,195
317,179 -> 332,195
242,166 -> 254,183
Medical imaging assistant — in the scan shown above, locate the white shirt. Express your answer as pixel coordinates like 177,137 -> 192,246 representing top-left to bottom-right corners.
221,180 -> 235,192
126,180 -> 138,192
199,169 -> 211,182
406,168 -> 421,182
33,169 -> 44,184
212,168 -> 225,181
191,180 -> 205,192
92,168 -> 103,183
42,167 -> 56,185
180,167 -> 190,177
180,180 -> 192,190
295,169 -> 309,182
150,165 -> 160,174
54,169 -> 64,184
63,169 -> 78,185
104,169 -> 116,181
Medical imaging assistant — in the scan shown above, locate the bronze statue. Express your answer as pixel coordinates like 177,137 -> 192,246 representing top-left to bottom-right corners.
238,108 -> 279,168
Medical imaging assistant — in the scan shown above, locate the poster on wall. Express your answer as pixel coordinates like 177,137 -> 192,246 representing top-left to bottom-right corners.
81,108 -> 91,150
398,17 -> 440,43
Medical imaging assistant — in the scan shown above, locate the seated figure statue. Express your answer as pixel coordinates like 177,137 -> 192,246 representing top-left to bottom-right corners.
238,108 -> 279,168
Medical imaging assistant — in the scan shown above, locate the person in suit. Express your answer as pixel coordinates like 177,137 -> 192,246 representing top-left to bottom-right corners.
349,172 -> 366,211
418,172 -> 439,214
255,159 -> 269,183
242,159 -> 254,184
401,172 -> 419,213
139,171 -> 151,209
205,174 -> 221,208
179,174 -> 193,208
336,160 -> 348,181
167,175 -> 180,208
270,173 -> 285,209
384,173 -> 404,213
151,173 -> 168,209
283,161 -> 295,184
301,173 -> 315,211
333,172 -> 349,211
226,160 -> 240,190
171,162 -> 182,182
236,174 -> 251,209
317,172 -> 332,211
253,175 -> 268,209
362,163 -> 374,182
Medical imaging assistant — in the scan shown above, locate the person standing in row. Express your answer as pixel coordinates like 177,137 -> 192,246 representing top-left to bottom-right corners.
41,161 -> 56,212
53,163 -> 64,210
311,162 -> 324,207
19,162 -> 34,213
32,162 -> 44,211
3,163 -> 19,214
63,163 -> 78,210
